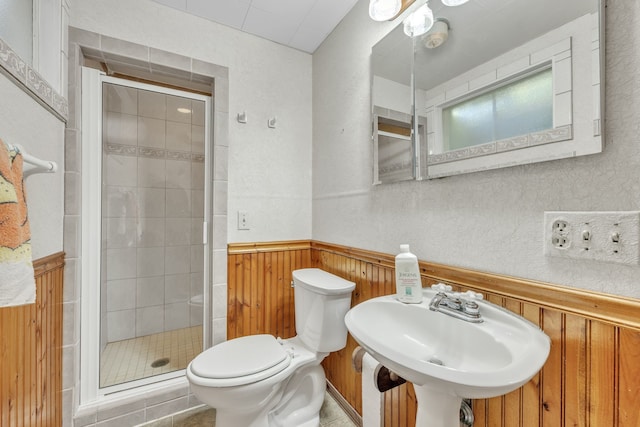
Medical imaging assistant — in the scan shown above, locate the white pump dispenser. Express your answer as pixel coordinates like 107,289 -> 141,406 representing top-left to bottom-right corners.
395,244 -> 423,303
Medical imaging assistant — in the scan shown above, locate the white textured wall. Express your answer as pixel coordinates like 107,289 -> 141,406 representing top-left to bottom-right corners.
70,0 -> 313,244
0,77 -> 65,259
313,0 -> 640,298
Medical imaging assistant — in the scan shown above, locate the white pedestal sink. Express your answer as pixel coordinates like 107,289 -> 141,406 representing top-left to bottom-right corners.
345,286 -> 550,427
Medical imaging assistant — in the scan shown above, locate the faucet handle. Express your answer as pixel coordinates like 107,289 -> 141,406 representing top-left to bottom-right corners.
462,290 -> 484,300
431,283 -> 452,293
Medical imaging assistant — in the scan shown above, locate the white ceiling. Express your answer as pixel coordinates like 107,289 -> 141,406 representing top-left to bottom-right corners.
152,0 -> 360,53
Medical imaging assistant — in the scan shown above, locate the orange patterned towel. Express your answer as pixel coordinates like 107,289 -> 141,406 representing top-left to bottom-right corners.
0,140 -> 35,307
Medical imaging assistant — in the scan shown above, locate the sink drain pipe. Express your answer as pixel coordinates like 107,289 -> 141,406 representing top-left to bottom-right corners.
352,346 -> 474,426
460,399 -> 474,426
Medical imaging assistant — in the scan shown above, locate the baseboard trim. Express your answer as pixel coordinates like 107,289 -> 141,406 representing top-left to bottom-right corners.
327,380 -> 362,427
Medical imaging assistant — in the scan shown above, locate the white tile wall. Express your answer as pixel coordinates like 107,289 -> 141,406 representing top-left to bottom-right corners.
165,302 -> 190,330
165,274 -> 190,303
138,188 -> 166,217
137,247 -> 165,277
136,306 -> 165,336
137,157 -> 166,188
190,272 -> 203,297
190,245 -> 204,272
105,84 -> 138,114
106,248 -> 137,280
104,112 -> 138,145
165,189 -> 190,217
166,95 -> 192,123
190,218 -> 203,244
138,117 -> 166,148
106,279 -> 136,311
165,160 -> 191,189
191,100 -> 204,126
166,122 -> 191,151
138,218 -> 165,247
105,218 -> 136,248
103,85 -> 208,343
137,277 -> 165,307
138,90 -> 166,119
107,309 -> 136,341
164,246 -> 191,275
165,218 -> 192,245
105,187 -> 138,217
191,125 -> 204,153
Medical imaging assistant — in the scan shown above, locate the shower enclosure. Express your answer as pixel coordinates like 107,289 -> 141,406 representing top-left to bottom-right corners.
81,67 -> 212,394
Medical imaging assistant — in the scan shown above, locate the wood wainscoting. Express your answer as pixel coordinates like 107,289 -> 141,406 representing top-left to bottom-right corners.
227,241 -> 640,427
0,252 -> 65,427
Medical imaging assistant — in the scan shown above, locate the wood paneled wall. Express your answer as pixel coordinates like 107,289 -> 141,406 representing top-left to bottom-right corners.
227,241 -> 640,427
0,252 -> 64,427
227,241 -> 311,340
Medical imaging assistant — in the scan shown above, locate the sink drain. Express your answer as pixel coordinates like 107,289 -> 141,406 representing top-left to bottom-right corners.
428,357 -> 444,366
151,357 -> 170,368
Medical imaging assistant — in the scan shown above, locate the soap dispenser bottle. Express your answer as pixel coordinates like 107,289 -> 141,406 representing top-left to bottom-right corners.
395,244 -> 423,303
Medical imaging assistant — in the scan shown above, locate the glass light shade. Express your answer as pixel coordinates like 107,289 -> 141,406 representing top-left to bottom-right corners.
369,0 -> 402,21
442,0 -> 470,6
403,4 -> 434,37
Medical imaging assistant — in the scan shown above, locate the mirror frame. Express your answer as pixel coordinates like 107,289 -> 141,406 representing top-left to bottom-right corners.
371,0 -> 605,182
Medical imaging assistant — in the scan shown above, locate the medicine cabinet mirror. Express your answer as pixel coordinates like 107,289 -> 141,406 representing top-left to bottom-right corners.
371,23 -> 416,184
371,0 -> 604,182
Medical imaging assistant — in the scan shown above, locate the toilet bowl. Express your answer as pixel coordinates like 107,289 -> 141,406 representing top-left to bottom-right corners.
186,268 -> 355,427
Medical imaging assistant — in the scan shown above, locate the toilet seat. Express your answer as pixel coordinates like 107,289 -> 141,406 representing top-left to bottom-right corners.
189,334 -> 291,387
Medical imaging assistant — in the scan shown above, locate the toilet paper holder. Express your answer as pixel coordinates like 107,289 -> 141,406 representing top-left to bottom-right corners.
352,346 -> 406,392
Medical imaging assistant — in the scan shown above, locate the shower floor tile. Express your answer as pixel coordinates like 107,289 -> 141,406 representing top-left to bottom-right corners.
100,325 -> 203,387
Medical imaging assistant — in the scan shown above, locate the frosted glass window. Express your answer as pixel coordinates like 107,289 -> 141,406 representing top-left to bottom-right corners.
442,68 -> 553,151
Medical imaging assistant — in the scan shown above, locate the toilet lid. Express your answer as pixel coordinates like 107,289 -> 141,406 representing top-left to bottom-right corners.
190,335 -> 290,383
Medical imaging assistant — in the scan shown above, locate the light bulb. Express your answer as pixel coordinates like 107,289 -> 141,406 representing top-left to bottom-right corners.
403,4 -> 434,37
442,0 -> 470,6
369,0 -> 402,21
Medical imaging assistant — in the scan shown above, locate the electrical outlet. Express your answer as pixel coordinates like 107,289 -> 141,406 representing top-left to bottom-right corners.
544,211 -> 640,265
237,211 -> 250,230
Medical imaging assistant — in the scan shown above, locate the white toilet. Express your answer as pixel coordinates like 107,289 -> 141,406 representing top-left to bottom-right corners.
186,268 -> 355,427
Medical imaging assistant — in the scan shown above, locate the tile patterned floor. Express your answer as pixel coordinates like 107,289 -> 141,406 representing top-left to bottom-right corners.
140,391 -> 358,426
100,325 -> 203,387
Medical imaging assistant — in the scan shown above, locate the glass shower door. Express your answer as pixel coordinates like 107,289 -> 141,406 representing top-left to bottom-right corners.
99,79 -> 209,388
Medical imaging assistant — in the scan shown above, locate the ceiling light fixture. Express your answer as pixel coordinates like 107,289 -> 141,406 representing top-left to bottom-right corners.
369,0 -> 402,21
441,0 -> 469,6
403,2 -> 434,37
422,19 -> 449,48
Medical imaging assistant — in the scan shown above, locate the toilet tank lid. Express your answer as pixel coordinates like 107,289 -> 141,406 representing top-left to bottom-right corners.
292,268 -> 355,295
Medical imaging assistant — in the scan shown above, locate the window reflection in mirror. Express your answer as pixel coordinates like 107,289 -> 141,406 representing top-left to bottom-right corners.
415,0 -> 604,178
440,66 -> 553,152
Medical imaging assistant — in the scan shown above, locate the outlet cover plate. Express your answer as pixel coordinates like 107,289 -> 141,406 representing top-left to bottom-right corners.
544,211 -> 640,265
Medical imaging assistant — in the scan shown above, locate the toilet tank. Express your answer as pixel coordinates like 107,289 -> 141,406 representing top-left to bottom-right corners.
292,268 -> 355,353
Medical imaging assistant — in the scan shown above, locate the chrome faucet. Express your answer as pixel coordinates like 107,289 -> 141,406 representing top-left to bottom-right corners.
429,283 -> 484,323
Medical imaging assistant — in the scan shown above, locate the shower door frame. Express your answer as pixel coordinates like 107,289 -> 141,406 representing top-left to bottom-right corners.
80,67 -> 213,400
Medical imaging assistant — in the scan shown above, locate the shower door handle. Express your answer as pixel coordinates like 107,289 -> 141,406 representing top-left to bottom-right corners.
203,221 -> 208,245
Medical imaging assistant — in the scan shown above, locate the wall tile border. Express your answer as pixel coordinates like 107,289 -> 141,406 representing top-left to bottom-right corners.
0,37 -> 68,121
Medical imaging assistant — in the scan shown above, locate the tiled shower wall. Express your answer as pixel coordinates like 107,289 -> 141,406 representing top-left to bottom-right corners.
102,83 -> 206,344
